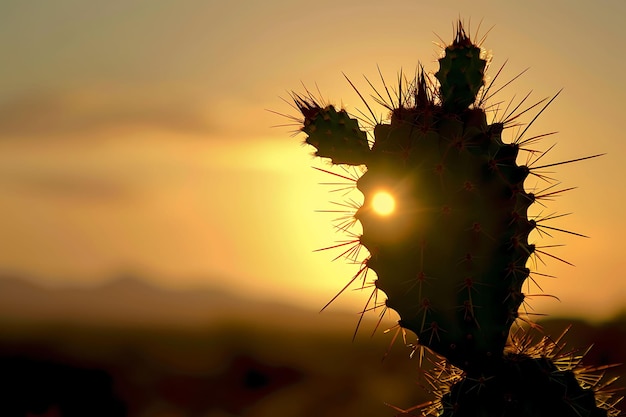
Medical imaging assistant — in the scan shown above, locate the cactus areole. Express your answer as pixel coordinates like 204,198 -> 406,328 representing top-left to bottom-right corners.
288,21 -> 611,416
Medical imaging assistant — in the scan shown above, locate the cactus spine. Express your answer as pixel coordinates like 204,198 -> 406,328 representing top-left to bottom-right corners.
287,21 -> 615,417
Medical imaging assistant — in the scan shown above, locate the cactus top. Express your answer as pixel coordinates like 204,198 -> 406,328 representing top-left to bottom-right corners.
435,25 -> 486,112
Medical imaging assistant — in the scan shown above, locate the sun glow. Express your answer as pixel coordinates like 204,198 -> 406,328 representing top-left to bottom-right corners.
371,191 -> 395,216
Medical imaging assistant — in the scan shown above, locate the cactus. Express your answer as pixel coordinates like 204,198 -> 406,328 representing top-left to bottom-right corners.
284,21 -> 618,416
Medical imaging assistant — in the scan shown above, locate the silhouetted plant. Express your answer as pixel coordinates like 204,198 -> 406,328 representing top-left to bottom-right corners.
279,20 -> 621,416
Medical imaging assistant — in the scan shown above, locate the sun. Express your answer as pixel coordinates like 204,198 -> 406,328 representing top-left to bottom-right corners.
371,191 -> 395,216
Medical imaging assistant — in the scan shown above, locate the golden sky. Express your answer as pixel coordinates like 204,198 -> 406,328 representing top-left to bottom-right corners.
1,1 -> 625,320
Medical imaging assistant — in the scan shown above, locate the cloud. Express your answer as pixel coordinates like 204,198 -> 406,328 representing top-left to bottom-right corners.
0,171 -> 134,202
0,87 -> 216,139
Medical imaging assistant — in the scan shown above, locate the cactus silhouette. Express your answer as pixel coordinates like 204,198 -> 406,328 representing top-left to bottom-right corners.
283,21 -> 619,417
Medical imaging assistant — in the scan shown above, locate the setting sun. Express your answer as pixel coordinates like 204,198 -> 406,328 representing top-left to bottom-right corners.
371,191 -> 395,216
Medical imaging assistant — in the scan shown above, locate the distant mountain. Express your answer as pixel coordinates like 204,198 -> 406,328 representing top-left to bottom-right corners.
0,275 -> 343,328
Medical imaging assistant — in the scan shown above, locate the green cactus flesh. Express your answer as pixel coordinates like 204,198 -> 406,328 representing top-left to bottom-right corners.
289,21 -> 612,417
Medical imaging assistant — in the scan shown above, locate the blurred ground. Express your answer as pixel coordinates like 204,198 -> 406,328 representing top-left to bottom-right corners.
0,277 -> 623,416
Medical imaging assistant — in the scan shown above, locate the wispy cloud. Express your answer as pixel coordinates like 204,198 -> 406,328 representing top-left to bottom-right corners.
0,170 -> 134,202
0,87 -> 216,139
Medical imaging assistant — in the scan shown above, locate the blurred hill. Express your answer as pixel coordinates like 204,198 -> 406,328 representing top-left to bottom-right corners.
0,274 -> 325,327
0,276 -> 624,416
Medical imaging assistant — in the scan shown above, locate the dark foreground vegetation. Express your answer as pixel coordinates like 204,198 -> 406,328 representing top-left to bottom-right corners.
0,278 -> 623,416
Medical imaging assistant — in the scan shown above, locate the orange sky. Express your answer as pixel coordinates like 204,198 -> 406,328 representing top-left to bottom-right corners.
0,1 -> 625,321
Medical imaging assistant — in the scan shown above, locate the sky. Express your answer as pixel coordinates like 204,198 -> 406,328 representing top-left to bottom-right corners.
0,0 -> 625,321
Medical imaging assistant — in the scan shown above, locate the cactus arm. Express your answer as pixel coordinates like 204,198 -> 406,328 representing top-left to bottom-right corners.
294,95 -> 370,166
435,23 -> 486,112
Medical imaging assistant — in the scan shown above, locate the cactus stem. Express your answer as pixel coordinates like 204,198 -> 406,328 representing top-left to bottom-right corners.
281,20 -> 618,416
405,270 -> 434,301
422,321 -> 446,345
